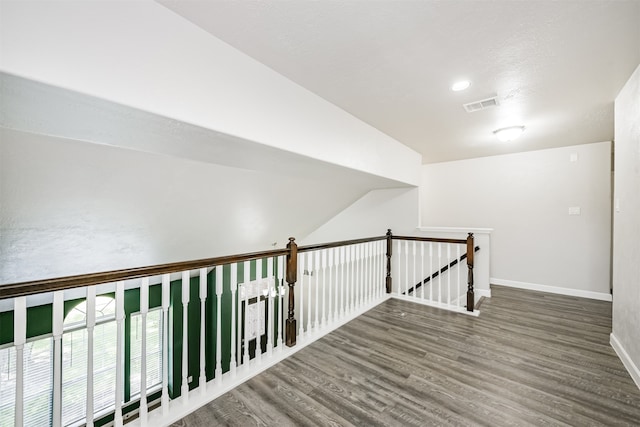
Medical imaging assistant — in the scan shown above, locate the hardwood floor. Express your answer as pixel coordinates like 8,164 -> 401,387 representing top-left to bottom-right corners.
171,286 -> 640,426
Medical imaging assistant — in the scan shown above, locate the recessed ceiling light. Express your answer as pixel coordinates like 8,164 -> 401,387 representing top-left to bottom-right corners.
451,80 -> 471,91
493,126 -> 525,142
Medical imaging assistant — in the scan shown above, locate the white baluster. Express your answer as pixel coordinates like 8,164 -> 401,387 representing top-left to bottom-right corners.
412,241 -> 417,300
266,257 -> 274,356
52,291 -> 64,427
368,243 -> 372,303
377,241 -> 381,298
396,241 -> 402,296
345,246 -> 355,315
404,241 -> 409,297
86,286 -> 96,426
114,282 -> 125,425
359,244 -> 364,306
354,245 -> 360,309
14,296 -> 26,427
335,248 -> 341,316
373,241 -> 378,300
327,248 -> 334,324
256,259 -> 263,363
380,240 -> 385,298
277,256 -> 284,349
429,243 -> 433,302
140,278 -> 149,425
370,242 -> 375,302
357,244 -> 363,306
340,247 -> 345,318
243,261 -> 250,367
313,251 -> 319,330
438,244 -> 442,305
447,245 -> 452,306
356,246 -> 359,304
199,269 -> 208,391
321,250 -> 327,327
298,253 -> 305,337
161,274 -> 170,415
230,263 -> 238,376
456,245 -> 461,309
215,267 -> 223,383
363,243 -> 369,304
373,242 -> 378,299
181,271 -> 190,399
420,242 -> 425,301
307,253 -> 312,333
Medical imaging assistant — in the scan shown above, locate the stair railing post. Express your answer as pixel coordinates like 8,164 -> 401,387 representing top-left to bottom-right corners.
386,229 -> 393,293
285,237 -> 298,346
466,233 -> 475,312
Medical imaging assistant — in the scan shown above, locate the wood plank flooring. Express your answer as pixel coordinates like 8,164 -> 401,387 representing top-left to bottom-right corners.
171,286 -> 640,426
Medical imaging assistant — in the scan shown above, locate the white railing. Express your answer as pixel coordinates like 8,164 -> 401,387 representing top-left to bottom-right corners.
0,231 -> 476,426
296,240 -> 386,341
390,238 -> 476,314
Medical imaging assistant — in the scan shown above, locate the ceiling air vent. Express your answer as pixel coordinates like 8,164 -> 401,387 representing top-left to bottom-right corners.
463,96 -> 499,113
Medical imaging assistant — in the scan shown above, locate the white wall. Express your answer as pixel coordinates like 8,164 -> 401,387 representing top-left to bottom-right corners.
300,188 -> 420,245
0,128 -> 403,284
421,141 -> 612,300
0,0 -> 420,185
611,64 -> 640,388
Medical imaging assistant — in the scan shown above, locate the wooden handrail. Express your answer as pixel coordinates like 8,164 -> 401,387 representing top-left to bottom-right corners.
0,248 -> 289,300
391,235 -> 467,245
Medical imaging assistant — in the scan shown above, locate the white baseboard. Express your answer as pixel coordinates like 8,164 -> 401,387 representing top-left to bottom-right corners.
490,278 -> 612,302
476,288 -> 492,299
610,333 -> 640,391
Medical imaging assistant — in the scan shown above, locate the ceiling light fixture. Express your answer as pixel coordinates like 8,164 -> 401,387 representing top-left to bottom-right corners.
493,126 -> 525,142
451,80 -> 471,91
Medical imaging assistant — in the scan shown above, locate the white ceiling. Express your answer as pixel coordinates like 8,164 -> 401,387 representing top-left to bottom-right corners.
159,0 -> 640,164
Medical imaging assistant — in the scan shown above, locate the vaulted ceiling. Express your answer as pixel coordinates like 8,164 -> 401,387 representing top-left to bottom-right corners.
159,0 -> 640,163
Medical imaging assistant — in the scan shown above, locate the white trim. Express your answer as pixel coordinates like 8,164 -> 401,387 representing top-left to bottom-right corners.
610,333 -> 640,391
417,226 -> 493,234
390,294 -> 480,317
476,288 -> 492,299
490,278 -> 612,302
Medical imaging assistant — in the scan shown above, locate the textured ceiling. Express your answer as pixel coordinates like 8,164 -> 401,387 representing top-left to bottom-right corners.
159,0 -> 640,163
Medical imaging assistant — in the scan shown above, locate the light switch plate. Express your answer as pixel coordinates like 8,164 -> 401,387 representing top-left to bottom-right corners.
568,206 -> 581,215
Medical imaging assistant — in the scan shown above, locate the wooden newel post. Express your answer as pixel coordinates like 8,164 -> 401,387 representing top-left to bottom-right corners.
466,233 -> 475,312
285,237 -> 298,347
385,229 -> 393,293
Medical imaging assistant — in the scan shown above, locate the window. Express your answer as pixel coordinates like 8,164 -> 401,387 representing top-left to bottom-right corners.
62,296 -> 116,426
0,338 -> 53,427
24,338 -> 53,426
130,309 -> 162,396
2,294 -> 163,427
0,346 -> 16,426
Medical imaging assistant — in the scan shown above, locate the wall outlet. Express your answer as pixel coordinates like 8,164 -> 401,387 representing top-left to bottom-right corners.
570,153 -> 579,162
188,375 -> 193,383
568,206 -> 581,215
